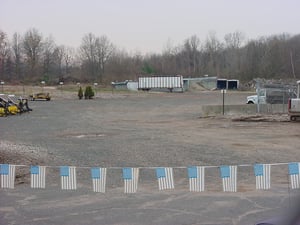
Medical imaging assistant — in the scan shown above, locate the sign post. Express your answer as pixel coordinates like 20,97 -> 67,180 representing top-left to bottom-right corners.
221,89 -> 226,115
0,81 -> 4,93
94,83 -> 98,96
59,82 -> 64,94
41,81 -> 45,92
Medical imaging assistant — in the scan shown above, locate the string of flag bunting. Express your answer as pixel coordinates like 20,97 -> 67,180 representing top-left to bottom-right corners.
1,163 -> 300,193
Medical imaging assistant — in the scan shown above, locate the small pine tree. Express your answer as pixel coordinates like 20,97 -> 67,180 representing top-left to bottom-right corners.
78,86 -> 83,99
84,86 -> 95,99
84,86 -> 89,99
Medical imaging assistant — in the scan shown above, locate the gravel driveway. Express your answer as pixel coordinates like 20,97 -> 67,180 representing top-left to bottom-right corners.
0,91 -> 299,225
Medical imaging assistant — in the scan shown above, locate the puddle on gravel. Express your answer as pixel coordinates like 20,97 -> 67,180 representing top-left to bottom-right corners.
74,134 -> 106,138
60,133 -> 108,139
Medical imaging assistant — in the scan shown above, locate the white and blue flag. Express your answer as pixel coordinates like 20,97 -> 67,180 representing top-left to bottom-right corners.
187,166 -> 205,192
123,168 -> 139,193
288,162 -> 300,189
0,164 -> 15,189
60,166 -> 77,190
31,165 -> 46,189
220,165 -> 237,192
156,167 -> 174,190
254,164 -> 271,190
91,167 -> 107,193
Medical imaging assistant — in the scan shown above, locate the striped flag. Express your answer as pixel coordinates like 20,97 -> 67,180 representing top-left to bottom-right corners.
156,167 -> 174,190
123,168 -> 139,193
220,165 -> 237,192
60,166 -> 77,190
288,162 -> 300,189
0,164 -> 15,189
254,164 -> 271,190
91,167 -> 106,193
187,166 -> 205,192
31,165 -> 46,189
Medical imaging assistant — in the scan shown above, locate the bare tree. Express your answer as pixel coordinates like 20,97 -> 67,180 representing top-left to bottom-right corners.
0,30 -> 10,80
52,46 -> 64,79
23,28 -> 43,78
42,35 -> 56,81
52,45 -> 74,81
204,31 -> 223,76
161,39 -> 180,74
183,35 -> 200,75
95,35 -> 114,82
63,46 -> 74,75
223,31 -> 245,78
79,33 -> 97,80
79,33 -> 114,82
224,31 -> 245,49
11,32 -> 23,80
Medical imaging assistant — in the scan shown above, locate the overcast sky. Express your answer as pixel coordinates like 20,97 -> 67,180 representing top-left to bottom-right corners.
1,0 -> 300,54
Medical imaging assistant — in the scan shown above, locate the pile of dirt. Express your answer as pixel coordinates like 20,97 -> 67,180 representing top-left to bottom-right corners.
231,114 -> 290,122
0,141 -> 48,184
189,81 -> 209,91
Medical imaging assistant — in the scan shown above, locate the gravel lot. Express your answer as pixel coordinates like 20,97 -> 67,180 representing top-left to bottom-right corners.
1,90 -> 300,225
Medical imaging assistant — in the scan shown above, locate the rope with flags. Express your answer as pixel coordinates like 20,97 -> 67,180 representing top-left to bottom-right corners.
0,162 -> 299,193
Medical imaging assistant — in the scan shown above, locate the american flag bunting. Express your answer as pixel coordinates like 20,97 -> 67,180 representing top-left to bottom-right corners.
254,164 -> 271,190
0,164 -> 15,189
91,167 -> 106,193
156,167 -> 174,190
31,165 -> 46,189
123,168 -> 139,193
188,166 -> 205,192
220,165 -> 237,192
60,166 -> 77,190
288,162 -> 300,189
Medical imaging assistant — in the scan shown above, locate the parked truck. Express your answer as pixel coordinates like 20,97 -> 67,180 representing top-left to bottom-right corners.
246,89 -> 267,104
288,80 -> 300,121
247,88 -> 296,104
138,76 -> 183,92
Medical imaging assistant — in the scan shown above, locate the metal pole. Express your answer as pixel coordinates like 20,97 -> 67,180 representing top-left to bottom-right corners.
282,90 -> 285,113
0,81 -> 4,93
287,174 -> 291,209
290,51 -> 296,79
256,82 -> 260,114
222,90 -> 225,115
297,81 -> 300,98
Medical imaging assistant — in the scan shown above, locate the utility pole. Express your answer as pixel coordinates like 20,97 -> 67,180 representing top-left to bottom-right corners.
290,51 -> 296,79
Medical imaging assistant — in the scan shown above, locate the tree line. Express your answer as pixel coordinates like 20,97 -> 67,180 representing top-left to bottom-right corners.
0,28 -> 299,85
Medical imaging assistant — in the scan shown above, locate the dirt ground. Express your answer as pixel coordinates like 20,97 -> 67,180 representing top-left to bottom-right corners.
0,87 -> 300,225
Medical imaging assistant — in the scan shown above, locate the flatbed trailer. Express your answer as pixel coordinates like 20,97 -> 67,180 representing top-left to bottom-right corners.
138,76 -> 183,92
